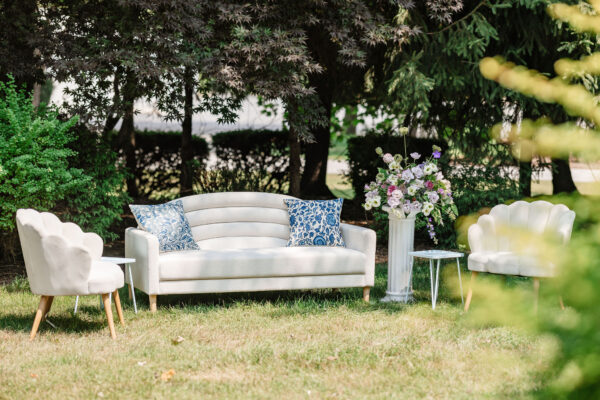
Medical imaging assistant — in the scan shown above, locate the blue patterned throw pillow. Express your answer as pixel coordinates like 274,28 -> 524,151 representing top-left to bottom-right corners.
129,200 -> 199,252
285,199 -> 345,247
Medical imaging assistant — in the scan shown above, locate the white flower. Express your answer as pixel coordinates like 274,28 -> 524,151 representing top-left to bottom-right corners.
411,166 -> 424,178
364,202 -> 372,211
387,197 -> 401,208
414,179 -> 424,188
410,152 -> 421,160
391,189 -> 403,200
423,163 -> 438,175
383,153 -> 394,163
372,196 -> 381,207
402,202 -> 412,214
422,201 -> 434,216
389,161 -> 400,170
407,185 -> 418,196
427,191 -> 440,204
410,201 -> 422,212
386,175 -> 398,185
442,179 -> 451,189
401,169 -> 414,182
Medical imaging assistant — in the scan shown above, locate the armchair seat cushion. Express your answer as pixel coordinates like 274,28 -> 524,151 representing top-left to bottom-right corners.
158,247 -> 366,281
88,261 -> 125,294
468,252 -> 555,278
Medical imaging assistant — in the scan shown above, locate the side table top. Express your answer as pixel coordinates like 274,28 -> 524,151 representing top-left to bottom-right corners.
100,256 -> 136,264
408,250 -> 463,259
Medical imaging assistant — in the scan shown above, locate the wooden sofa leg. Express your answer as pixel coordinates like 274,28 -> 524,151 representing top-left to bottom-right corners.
363,287 -> 370,302
149,295 -> 157,313
464,272 -> 478,312
533,278 -> 540,314
42,296 -> 54,322
30,296 -> 51,341
102,293 -> 117,340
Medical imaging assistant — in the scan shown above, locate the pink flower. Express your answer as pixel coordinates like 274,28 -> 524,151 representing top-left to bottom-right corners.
425,181 -> 434,190
387,185 -> 397,196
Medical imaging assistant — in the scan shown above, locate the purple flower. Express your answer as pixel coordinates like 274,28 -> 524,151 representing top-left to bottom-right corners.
432,150 -> 441,159
425,180 -> 434,190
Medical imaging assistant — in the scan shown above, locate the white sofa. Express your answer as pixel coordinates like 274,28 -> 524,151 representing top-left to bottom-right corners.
125,192 -> 376,311
465,200 -> 575,311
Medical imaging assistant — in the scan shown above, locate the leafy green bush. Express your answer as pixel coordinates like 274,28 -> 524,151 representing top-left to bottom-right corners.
202,129 -> 289,193
0,77 -> 86,232
63,125 -> 130,240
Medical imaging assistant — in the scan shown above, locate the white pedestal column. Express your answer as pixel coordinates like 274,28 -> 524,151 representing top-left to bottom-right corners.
381,214 -> 415,303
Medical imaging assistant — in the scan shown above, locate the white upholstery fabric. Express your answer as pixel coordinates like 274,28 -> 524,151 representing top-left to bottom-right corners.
125,192 -> 377,296
88,261 -> 125,293
16,209 -> 123,296
467,201 -> 575,278
158,247 -> 366,281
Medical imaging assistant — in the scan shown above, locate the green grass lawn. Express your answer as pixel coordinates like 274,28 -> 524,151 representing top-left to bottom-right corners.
0,262 -> 547,399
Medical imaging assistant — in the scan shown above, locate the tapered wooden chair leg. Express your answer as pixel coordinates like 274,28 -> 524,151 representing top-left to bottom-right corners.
559,296 -> 565,310
113,290 -> 125,326
30,296 -> 50,340
42,296 -> 54,322
533,278 -> 540,314
464,272 -> 478,312
363,287 -> 370,302
149,295 -> 157,312
102,293 -> 116,339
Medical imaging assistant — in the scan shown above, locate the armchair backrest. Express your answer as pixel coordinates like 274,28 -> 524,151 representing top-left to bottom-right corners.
16,209 -> 102,296
469,200 -> 575,253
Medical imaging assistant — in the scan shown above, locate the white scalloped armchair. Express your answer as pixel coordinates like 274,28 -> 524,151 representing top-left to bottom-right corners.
465,200 -> 575,311
16,209 -> 125,339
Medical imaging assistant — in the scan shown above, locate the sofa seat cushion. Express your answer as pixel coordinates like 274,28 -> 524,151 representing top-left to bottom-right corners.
158,247 -> 366,281
468,251 -> 555,277
88,261 -> 124,294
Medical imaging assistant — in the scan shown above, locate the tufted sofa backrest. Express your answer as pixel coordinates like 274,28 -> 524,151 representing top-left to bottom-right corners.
16,209 -> 101,295
474,200 -> 575,252
177,192 -> 296,250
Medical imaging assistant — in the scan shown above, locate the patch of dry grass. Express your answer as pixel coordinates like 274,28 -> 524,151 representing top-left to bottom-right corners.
0,264 -> 549,399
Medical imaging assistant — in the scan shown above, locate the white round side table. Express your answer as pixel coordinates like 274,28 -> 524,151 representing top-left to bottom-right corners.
408,250 -> 464,310
74,257 -> 138,314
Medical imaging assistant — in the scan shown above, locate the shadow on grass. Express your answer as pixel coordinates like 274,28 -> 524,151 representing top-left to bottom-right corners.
0,312 -> 107,335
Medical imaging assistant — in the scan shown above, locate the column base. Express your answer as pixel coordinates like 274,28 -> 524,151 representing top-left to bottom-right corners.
380,291 -> 413,303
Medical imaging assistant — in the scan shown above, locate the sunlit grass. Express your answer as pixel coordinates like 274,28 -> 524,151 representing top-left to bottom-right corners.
0,263 -> 547,399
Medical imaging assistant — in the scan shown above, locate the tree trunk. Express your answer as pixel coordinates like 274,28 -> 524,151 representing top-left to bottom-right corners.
118,78 -> 138,198
180,70 -> 194,196
518,160 -> 532,197
289,126 -> 301,197
301,86 -> 333,197
552,158 -> 577,194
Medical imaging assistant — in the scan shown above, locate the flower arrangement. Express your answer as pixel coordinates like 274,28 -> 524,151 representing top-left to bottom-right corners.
363,146 -> 458,244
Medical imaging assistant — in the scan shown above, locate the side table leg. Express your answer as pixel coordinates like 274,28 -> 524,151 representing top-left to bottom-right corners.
74,296 -> 79,314
429,259 -> 434,308
456,258 -> 464,305
127,264 -> 138,314
433,259 -> 441,310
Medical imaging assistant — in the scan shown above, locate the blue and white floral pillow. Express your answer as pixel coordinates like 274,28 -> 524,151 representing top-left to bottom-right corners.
129,200 -> 199,252
285,199 -> 345,247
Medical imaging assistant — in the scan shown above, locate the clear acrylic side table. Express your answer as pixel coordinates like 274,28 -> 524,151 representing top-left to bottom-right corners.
408,250 -> 464,310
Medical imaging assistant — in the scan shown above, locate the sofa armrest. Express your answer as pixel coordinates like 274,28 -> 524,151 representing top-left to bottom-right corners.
125,227 -> 160,295
341,223 -> 376,287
